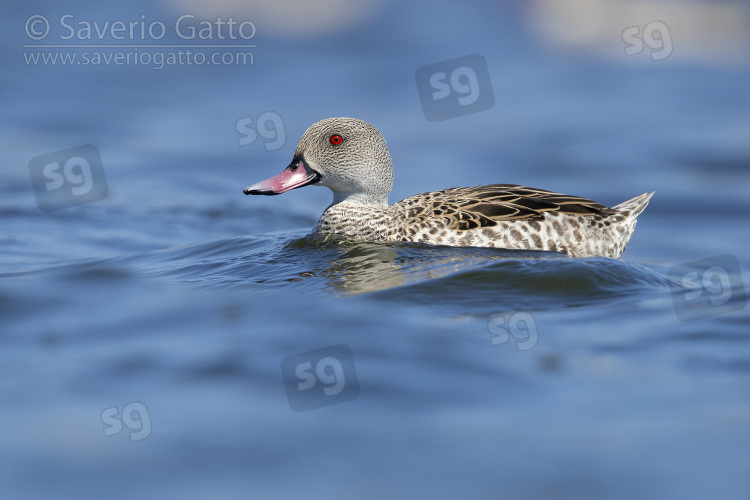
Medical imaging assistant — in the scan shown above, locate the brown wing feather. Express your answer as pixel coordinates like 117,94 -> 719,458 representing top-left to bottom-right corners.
398,184 -> 616,232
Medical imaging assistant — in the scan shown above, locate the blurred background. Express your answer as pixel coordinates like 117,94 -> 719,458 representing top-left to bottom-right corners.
2,0 -> 749,498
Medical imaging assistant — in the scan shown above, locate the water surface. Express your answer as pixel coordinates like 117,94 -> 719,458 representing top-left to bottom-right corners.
2,1 -> 750,498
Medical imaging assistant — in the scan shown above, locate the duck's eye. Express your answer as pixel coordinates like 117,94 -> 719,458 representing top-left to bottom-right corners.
329,134 -> 343,145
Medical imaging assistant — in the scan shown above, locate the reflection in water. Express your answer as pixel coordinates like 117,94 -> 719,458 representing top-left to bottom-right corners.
286,236 -> 565,296
314,242 -> 405,294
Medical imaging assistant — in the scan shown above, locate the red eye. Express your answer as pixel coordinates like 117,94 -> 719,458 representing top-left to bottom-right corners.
329,134 -> 343,145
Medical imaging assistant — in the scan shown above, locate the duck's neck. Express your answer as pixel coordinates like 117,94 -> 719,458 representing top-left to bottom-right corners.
330,190 -> 389,208
314,197 -> 394,243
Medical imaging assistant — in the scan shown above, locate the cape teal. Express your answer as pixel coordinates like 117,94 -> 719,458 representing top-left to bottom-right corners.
244,117 -> 653,258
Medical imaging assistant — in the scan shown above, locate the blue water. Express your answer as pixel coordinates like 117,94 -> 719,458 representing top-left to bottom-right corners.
3,1 -> 750,498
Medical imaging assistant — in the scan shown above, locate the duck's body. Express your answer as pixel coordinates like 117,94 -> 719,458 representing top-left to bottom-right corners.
244,118 -> 653,258
312,185 -> 652,258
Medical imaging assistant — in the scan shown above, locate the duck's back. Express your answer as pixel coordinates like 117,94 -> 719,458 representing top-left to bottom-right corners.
386,184 -> 653,258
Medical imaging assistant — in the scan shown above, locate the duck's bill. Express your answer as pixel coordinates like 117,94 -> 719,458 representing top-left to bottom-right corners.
243,158 -> 320,195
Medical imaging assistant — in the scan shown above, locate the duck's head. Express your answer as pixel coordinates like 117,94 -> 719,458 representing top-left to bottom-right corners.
243,117 -> 393,206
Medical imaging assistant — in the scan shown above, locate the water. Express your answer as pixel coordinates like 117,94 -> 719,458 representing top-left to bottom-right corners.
3,1 -> 750,498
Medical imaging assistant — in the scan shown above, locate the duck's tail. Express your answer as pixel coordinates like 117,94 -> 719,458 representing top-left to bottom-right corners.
613,192 -> 655,218
602,192 -> 654,258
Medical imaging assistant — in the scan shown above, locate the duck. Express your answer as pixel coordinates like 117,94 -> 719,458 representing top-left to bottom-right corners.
243,117 -> 653,258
